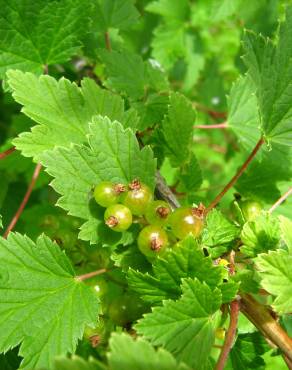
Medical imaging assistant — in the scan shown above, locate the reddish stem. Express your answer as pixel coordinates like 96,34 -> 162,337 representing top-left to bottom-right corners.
215,300 -> 240,370
77,268 -> 107,281
215,251 -> 239,370
0,146 -> 16,160
105,31 -> 112,51
269,187 -> 292,213
193,102 -> 227,119
205,137 -> 264,214
3,163 -> 42,238
194,122 -> 228,129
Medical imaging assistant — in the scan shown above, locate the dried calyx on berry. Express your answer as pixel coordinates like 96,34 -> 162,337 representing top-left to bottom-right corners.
94,181 -> 126,208
145,200 -> 171,226
122,179 -> 153,216
104,204 -> 132,232
169,205 -> 204,240
138,225 -> 168,260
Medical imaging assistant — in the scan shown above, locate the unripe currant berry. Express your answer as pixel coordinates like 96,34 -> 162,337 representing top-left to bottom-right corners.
241,199 -> 262,222
108,293 -> 145,326
138,225 -> 168,259
169,206 -> 204,240
104,204 -> 132,232
94,181 -> 126,208
122,179 -> 153,216
145,200 -> 171,226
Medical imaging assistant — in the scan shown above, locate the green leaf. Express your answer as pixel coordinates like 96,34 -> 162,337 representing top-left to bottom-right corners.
94,0 -> 140,32
162,92 -> 196,166
256,249 -> 292,314
226,332 -> 268,370
146,0 -> 189,24
243,7 -> 292,146
135,278 -> 221,370
179,152 -> 203,192
99,50 -> 168,100
0,215 -> 2,228
202,209 -> 240,247
150,24 -> 185,70
228,76 -> 261,152
133,94 -> 169,131
0,233 -> 99,370
240,213 -> 280,257
7,71 -> 138,160
54,356 -> 106,370
108,333 -> 190,370
128,236 -> 237,305
99,49 -> 146,99
235,149 -> 292,203
279,216 -> 292,253
0,0 -> 90,77
41,117 -> 156,244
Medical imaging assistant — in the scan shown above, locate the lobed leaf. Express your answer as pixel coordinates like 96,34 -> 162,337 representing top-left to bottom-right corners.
0,233 -> 99,369
7,71 -> 138,161
0,0 -> 91,77
128,236 -> 237,305
135,278 -> 221,370
108,333 -> 190,370
256,249 -> 292,314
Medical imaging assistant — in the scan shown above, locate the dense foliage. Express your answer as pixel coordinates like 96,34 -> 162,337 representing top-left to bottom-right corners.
0,1 -> 291,369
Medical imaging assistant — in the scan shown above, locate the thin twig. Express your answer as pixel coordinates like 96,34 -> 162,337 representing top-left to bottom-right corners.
194,122 -> 228,129
76,268 -> 107,281
205,137 -> 264,214
269,187 -> 292,213
0,146 -> 16,160
192,102 -> 227,119
3,163 -> 42,238
215,299 -> 240,370
105,31 -> 112,51
215,251 -> 239,370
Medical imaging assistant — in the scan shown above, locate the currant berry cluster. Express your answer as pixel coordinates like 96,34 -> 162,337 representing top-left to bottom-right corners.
94,179 -> 204,261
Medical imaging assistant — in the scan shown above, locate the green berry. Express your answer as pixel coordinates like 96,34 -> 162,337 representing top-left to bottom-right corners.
104,204 -> 132,232
169,207 -> 203,240
241,200 -> 262,221
138,225 -> 168,259
108,294 -> 145,326
94,181 -> 125,208
145,200 -> 171,226
122,179 -> 153,216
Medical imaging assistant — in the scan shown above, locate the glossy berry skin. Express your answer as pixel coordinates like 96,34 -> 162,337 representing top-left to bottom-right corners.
138,225 -> 168,259
122,183 -> 153,216
94,181 -> 120,207
108,294 -> 145,326
241,200 -> 262,222
104,204 -> 132,232
145,200 -> 171,226
169,207 -> 203,240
